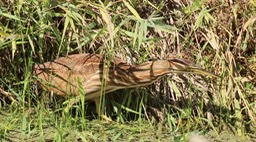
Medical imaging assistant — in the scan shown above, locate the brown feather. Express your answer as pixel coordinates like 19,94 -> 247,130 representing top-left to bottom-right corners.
33,53 -> 218,105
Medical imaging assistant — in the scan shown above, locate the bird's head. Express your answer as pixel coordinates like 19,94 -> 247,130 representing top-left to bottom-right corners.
168,59 -> 218,78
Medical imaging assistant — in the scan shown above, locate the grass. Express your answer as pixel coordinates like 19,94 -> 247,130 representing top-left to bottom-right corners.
0,0 -> 256,141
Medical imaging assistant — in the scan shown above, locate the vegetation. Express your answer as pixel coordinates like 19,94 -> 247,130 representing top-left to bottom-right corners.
0,0 -> 255,141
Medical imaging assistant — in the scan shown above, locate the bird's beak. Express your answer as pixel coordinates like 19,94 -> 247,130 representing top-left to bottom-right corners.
189,67 -> 219,78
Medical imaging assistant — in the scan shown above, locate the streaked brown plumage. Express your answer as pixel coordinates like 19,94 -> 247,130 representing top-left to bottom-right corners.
33,53 -> 217,120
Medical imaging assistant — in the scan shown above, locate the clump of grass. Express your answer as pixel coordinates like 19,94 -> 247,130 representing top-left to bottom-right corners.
0,0 -> 255,141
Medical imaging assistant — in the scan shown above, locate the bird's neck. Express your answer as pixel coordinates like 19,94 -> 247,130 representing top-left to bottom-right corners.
128,60 -> 172,86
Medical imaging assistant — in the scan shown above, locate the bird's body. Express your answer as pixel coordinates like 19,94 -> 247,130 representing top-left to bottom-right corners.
33,53 -> 217,119
34,53 -> 120,100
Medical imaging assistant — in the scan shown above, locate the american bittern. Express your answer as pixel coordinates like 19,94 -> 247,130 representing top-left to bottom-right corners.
33,53 -> 217,120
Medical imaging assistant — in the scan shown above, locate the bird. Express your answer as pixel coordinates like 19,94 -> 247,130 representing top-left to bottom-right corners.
33,53 -> 218,120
